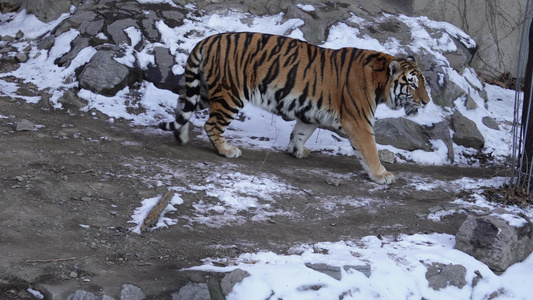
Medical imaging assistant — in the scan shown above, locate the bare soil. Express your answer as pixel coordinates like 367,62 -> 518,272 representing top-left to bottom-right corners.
0,97 -> 499,299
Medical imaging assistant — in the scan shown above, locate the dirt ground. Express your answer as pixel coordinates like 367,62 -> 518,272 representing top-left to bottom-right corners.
0,97 -> 500,299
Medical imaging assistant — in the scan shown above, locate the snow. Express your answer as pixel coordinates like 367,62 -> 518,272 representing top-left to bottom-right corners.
191,234 -> 533,300
1,4 -> 532,299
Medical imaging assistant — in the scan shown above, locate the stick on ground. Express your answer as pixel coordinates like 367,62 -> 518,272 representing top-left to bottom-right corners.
140,190 -> 175,232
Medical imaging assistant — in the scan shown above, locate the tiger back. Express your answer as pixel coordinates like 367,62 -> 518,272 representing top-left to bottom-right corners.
159,32 -> 430,184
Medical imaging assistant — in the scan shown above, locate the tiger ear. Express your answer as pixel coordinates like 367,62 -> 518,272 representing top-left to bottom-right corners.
406,55 -> 416,62
389,61 -> 401,77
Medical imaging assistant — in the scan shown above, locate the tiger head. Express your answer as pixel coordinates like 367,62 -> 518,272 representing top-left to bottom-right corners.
386,56 -> 430,116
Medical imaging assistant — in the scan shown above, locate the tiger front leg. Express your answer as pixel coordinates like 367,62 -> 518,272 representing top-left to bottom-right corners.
287,120 -> 318,158
346,126 -> 395,184
204,103 -> 242,158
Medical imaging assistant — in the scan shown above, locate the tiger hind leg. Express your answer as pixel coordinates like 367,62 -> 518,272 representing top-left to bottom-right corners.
287,120 -> 318,158
204,97 -> 243,158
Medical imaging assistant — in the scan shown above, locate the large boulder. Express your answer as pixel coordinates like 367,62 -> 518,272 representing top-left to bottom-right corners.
451,111 -> 485,149
455,215 -> 533,273
78,47 -> 141,96
375,118 -> 432,151
143,46 -> 183,93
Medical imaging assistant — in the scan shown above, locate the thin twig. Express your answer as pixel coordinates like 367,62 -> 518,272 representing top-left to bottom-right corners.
26,257 -> 77,263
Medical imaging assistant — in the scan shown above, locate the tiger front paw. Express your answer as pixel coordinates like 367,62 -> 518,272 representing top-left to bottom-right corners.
217,145 -> 242,158
369,171 -> 395,185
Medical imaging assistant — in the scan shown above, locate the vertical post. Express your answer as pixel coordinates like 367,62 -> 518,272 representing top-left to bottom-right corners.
521,19 -> 533,189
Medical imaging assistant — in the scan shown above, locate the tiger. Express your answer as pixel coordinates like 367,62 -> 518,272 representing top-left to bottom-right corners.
159,32 -> 430,184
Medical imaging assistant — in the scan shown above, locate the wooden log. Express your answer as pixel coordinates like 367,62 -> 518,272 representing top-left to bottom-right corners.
140,190 -> 174,232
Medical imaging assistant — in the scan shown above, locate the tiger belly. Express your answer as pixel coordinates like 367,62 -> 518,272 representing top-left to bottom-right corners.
248,88 -> 340,131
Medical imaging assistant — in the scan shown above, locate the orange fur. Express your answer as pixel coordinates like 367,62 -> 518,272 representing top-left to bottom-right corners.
160,32 -> 430,184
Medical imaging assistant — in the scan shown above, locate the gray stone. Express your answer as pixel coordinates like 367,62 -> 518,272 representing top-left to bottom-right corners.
141,11 -> 161,42
78,48 -> 140,96
35,283 -> 71,300
424,121 -> 454,162
464,94 -> 478,110
305,263 -> 342,280
143,46 -> 183,93
84,19 -> 105,36
120,284 -> 145,300
68,10 -> 97,27
433,77 -> 466,107
344,264 -> 372,278
408,0 -> 525,79
37,35 -> 55,50
455,215 -> 533,273
207,276 -> 225,300
58,89 -> 86,110
14,52 -> 28,63
57,37 -> 89,67
221,268 -> 250,295
378,149 -> 395,164
482,116 -> 500,130
451,111 -> 485,149
67,290 -> 115,300
161,10 -> 186,28
0,56 -> 20,73
25,0 -> 80,23
15,119 -> 34,131
107,19 -> 139,45
425,262 -> 467,290
172,283 -> 210,300
375,118 -> 432,152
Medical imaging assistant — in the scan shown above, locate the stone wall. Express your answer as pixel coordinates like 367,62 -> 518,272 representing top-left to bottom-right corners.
408,0 -> 527,79
2,0 -> 526,80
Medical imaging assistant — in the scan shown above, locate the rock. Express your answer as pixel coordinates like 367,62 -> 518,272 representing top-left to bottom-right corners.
143,46 -> 183,93
455,215 -> 533,273
161,10 -> 186,28
221,269 -> 250,295
107,19 -> 140,45
66,290 -> 115,300
432,77 -> 466,107
35,283 -> 71,300
326,178 -> 341,186
25,0 -> 80,23
424,121 -> 454,162
83,19 -> 105,36
0,56 -> 20,73
374,118 -> 432,152
68,10 -> 97,28
120,284 -> 145,300
57,37 -> 89,67
38,35 -> 56,50
451,111 -> 485,149
378,149 -> 395,164
141,11 -> 161,42
464,94 -> 478,110
482,116 -> 500,130
425,262 -> 467,290
15,119 -> 34,131
14,52 -> 28,63
78,47 -> 140,96
15,30 -> 23,39
344,264 -> 372,278
207,276 -> 225,300
172,283 -> 210,300
305,263 -> 342,280
58,89 -> 87,110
